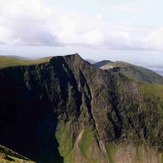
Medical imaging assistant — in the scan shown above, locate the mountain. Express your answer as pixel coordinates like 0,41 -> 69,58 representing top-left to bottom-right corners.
0,53 -> 163,163
94,60 -> 163,84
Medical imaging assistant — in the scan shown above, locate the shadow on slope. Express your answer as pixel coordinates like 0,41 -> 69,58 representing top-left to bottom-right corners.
0,67 -> 63,163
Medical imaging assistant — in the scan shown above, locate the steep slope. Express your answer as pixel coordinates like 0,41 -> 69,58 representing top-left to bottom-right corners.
0,144 -> 35,163
94,60 -> 163,84
0,54 -> 163,163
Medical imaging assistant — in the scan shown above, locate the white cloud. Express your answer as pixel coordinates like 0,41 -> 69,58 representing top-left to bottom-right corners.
104,0 -> 151,12
96,14 -> 104,20
109,3 -> 142,12
147,27 -> 163,50
104,26 -> 163,51
0,0 -> 163,51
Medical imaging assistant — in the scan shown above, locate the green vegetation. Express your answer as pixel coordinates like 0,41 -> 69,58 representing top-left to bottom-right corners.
77,128 -> 107,163
0,56 -> 52,68
107,61 -> 130,67
56,120 -> 75,163
139,82 -> 163,98
0,144 -> 35,163
95,60 -> 163,84
105,143 -> 117,163
78,129 -> 95,159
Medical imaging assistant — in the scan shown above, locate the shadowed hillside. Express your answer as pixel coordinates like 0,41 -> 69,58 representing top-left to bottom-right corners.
0,144 -> 35,162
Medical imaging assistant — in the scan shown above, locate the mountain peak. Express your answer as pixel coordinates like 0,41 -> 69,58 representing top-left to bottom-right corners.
68,53 -> 80,57
64,53 -> 82,60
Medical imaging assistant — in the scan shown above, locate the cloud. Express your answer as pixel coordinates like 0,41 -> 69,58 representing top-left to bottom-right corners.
0,0 -> 163,51
104,26 -> 163,51
96,14 -> 104,20
109,3 -> 142,12
0,41 -> 5,45
0,0 -> 62,46
108,1 -> 151,12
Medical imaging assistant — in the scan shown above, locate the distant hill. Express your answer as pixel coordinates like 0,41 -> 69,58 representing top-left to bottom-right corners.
0,55 -> 52,69
94,60 -> 112,67
94,60 -> 163,84
86,59 -> 97,64
5,55 -> 30,60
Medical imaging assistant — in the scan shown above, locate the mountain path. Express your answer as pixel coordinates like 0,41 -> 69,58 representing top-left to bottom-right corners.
76,129 -> 84,147
74,129 -> 86,163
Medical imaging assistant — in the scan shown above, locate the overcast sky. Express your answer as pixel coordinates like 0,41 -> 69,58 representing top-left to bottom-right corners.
0,0 -> 163,66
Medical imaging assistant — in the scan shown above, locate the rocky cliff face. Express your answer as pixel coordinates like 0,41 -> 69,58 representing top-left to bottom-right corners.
0,54 -> 163,163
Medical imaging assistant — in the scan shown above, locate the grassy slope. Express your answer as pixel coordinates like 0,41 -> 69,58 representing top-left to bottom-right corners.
55,120 -> 75,163
0,144 -> 35,163
139,83 -> 163,98
0,56 -> 52,68
99,61 -> 163,84
102,61 -> 130,68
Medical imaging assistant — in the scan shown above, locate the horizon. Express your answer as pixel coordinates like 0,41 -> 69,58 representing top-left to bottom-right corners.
1,52 -> 163,76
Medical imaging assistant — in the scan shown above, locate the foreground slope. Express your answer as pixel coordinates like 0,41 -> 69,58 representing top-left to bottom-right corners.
94,60 -> 163,84
0,144 -> 35,163
0,54 -> 163,163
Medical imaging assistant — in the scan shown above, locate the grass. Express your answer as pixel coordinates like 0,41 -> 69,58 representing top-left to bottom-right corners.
0,156 -> 35,163
105,143 -> 117,163
78,129 -> 95,159
56,117 -> 102,163
135,145 -> 143,163
111,61 -> 130,67
77,129 -> 106,163
0,56 -> 52,68
0,144 -> 35,162
55,120 -> 75,163
161,153 -> 163,163
139,83 -> 163,98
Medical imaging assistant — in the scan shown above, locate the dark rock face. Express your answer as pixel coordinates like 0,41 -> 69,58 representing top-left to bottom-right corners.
0,65 -> 63,162
0,54 -> 163,162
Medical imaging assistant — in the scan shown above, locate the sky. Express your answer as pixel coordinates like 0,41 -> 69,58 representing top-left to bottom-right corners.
0,0 -> 163,69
